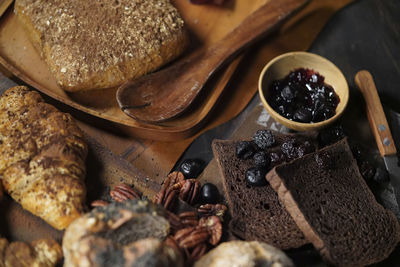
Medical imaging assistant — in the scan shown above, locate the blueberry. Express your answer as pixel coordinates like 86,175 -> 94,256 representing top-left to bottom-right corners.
180,159 -> 204,178
253,130 -> 275,149
200,183 -> 219,204
253,151 -> 270,168
373,167 -> 389,184
293,108 -> 312,123
236,141 -> 256,160
245,167 -> 268,187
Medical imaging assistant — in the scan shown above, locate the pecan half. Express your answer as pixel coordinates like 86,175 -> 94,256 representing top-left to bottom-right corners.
188,242 -> 208,262
153,171 -> 184,209
174,227 -> 210,249
90,200 -> 109,207
173,179 -> 200,205
164,211 -> 183,232
199,216 -> 222,246
110,183 -> 140,202
164,236 -> 182,255
178,211 -> 198,228
198,204 -> 227,219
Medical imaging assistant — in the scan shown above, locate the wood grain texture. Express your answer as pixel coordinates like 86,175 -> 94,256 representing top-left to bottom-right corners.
0,0 -> 12,17
355,70 -> 397,157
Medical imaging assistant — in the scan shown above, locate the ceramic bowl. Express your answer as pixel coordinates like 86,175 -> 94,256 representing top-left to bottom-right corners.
258,51 -> 349,131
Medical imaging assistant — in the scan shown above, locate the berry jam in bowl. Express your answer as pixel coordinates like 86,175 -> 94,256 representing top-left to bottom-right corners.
258,52 -> 349,131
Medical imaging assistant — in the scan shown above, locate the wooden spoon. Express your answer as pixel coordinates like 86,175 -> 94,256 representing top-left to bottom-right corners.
0,0 -> 13,17
117,0 -> 309,123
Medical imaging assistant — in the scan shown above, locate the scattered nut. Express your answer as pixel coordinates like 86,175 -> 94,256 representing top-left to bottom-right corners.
90,200 -> 109,207
110,183 -> 140,202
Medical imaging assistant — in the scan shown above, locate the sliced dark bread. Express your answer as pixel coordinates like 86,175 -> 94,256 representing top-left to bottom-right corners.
212,131 -> 317,249
266,138 -> 400,266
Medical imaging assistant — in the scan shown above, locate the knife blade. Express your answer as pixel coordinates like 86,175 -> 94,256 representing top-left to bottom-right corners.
384,155 -> 400,207
355,70 -> 400,208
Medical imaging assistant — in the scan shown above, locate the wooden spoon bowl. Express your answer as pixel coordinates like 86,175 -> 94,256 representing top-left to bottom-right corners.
258,51 -> 349,131
116,0 -> 309,123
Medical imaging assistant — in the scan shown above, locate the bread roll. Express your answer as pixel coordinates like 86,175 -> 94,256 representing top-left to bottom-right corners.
0,237 -> 62,267
63,200 -> 182,267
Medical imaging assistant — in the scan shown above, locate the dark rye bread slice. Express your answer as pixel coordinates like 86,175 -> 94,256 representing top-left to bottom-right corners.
266,138 -> 400,266
212,132 -> 317,249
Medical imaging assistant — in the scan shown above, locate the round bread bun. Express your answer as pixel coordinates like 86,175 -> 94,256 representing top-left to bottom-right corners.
194,240 -> 294,267
63,199 -> 183,267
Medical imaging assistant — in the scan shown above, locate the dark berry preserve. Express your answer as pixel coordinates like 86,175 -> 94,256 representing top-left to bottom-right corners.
267,68 -> 340,123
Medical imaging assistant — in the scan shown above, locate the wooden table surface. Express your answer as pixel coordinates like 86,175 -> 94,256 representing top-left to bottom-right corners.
2,1 -> 400,265
0,0 -> 400,266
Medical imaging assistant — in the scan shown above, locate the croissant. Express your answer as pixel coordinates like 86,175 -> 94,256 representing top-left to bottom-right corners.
0,86 -> 87,230
0,236 -> 62,267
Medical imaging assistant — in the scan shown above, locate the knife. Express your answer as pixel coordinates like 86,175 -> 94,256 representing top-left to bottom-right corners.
355,70 -> 400,208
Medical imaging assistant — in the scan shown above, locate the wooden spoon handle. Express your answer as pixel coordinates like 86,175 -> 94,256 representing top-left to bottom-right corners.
201,0 -> 309,75
355,70 -> 397,157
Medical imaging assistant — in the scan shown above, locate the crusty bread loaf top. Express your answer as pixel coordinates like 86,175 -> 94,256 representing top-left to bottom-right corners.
15,0 -> 187,91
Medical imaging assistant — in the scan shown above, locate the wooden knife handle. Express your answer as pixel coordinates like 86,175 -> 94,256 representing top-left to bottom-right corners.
355,70 -> 397,157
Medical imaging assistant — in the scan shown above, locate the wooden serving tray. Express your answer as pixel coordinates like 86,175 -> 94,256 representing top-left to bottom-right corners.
0,0 -> 268,141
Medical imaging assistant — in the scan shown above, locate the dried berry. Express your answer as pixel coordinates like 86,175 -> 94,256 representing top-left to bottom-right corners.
236,141 -> 256,160
281,139 -> 314,161
373,167 -> 389,184
267,68 -> 340,123
245,167 -> 268,187
180,159 -> 205,178
359,161 -> 376,180
293,108 -> 312,123
253,130 -> 275,149
281,85 -> 295,101
200,183 -> 219,204
253,151 -> 270,168
281,139 -> 301,160
270,152 -> 285,166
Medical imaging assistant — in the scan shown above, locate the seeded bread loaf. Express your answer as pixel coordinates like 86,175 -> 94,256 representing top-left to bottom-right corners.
14,0 -> 189,92
212,131 -> 317,249
0,86 -> 87,230
266,138 -> 400,266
